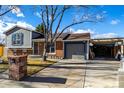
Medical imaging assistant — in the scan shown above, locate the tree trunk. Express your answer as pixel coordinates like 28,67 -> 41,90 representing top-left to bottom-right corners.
42,41 -> 47,61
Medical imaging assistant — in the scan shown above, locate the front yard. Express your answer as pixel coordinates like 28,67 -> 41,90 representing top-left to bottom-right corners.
0,57 -> 56,76
27,58 -> 56,76
0,64 -> 9,73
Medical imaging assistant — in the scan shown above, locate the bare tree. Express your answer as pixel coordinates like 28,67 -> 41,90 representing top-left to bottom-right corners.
40,5 -> 104,61
0,5 -> 19,44
0,5 -> 18,16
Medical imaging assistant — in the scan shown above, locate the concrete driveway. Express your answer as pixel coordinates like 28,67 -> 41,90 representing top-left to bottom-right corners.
0,59 -> 120,88
84,60 -> 120,88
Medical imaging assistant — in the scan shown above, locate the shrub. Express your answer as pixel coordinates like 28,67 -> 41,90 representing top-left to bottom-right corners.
1,56 -> 8,64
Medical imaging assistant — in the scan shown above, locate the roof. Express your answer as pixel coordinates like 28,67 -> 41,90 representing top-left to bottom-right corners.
4,25 -> 44,39
91,37 -> 124,44
92,37 -> 124,40
32,31 -> 44,39
4,25 -> 32,35
64,33 -> 90,41
0,44 -> 4,46
55,33 -> 69,41
33,33 -> 90,42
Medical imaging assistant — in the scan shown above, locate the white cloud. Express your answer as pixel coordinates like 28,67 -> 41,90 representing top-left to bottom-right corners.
73,28 -> 95,34
16,13 -> 25,17
103,11 -> 107,14
16,21 -> 35,30
0,20 -> 35,33
11,7 -> 25,17
34,12 -> 41,18
93,33 -> 118,39
0,33 -> 5,44
49,15 -> 52,21
110,19 -> 120,25
96,14 -> 103,20
0,18 -> 35,42
69,28 -> 118,39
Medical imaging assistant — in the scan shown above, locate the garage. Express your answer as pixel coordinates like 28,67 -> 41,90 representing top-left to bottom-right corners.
64,41 -> 86,59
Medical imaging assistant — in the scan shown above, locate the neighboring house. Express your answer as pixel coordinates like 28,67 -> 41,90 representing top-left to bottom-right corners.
0,44 -> 4,57
4,25 -> 90,60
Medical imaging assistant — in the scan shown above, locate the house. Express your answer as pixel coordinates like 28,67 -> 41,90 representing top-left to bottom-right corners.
4,25 -> 44,56
4,25 -> 90,60
0,44 -> 4,57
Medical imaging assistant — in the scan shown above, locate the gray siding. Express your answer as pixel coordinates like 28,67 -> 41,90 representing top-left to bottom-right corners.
6,29 -> 32,48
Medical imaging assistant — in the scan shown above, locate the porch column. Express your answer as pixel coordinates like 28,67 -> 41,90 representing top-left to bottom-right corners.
114,46 -> 116,57
86,40 -> 89,60
121,45 -> 123,55
32,41 -> 34,55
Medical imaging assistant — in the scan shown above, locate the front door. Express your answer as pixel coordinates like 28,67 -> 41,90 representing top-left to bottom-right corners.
33,42 -> 39,55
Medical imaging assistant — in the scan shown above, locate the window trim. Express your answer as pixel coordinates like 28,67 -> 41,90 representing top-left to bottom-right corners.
12,33 -> 24,46
48,42 -> 56,53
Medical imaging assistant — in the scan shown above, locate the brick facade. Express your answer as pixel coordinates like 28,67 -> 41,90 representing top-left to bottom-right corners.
8,48 -> 32,56
56,41 -> 64,58
38,42 -> 44,55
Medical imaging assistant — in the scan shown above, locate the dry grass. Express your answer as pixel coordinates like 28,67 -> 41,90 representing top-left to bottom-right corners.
1,56 -> 8,63
0,57 -> 56,76
0,64 -> 8,73
27,58 -> 56,76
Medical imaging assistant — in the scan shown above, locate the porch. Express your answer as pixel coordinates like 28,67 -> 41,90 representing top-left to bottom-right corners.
32,40 -> 64,59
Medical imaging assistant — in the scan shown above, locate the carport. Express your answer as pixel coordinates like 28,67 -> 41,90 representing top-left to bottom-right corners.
90,38 -> 124,59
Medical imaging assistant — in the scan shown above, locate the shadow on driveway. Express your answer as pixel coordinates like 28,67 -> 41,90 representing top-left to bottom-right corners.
22,76 -> 67,84
47,65 -> 119,71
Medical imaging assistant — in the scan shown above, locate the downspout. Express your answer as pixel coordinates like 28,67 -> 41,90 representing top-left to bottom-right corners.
86,40 -> 89,60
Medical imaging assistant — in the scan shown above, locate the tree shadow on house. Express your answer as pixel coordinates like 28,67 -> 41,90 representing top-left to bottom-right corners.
22,76 -> 67,84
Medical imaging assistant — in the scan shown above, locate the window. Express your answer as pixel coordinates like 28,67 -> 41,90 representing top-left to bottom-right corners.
12,33 -> 24,46
48,43 -> 55,53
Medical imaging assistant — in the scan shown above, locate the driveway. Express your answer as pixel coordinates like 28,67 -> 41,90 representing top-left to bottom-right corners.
84,60 -> 120,88
0,59 -> 120,88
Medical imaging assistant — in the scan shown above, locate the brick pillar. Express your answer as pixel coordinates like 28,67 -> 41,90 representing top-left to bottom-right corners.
8,55 -> 27,81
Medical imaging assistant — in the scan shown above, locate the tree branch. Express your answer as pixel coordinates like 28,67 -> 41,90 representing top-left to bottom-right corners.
52,6 -> 72,42
53,20 -> 96,42
46,6 -> 49,32
0,6 -> 15,16
49,6 -> 58,32
41,10 -> 46,34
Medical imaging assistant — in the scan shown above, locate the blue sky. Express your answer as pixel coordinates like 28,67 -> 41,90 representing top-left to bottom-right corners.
1,5 -> 124,40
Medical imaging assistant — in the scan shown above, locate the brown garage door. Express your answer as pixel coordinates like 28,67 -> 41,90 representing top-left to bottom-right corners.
64,42 -> 85,59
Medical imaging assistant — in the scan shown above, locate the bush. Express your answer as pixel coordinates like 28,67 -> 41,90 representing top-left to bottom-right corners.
1,56 -> 8,64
